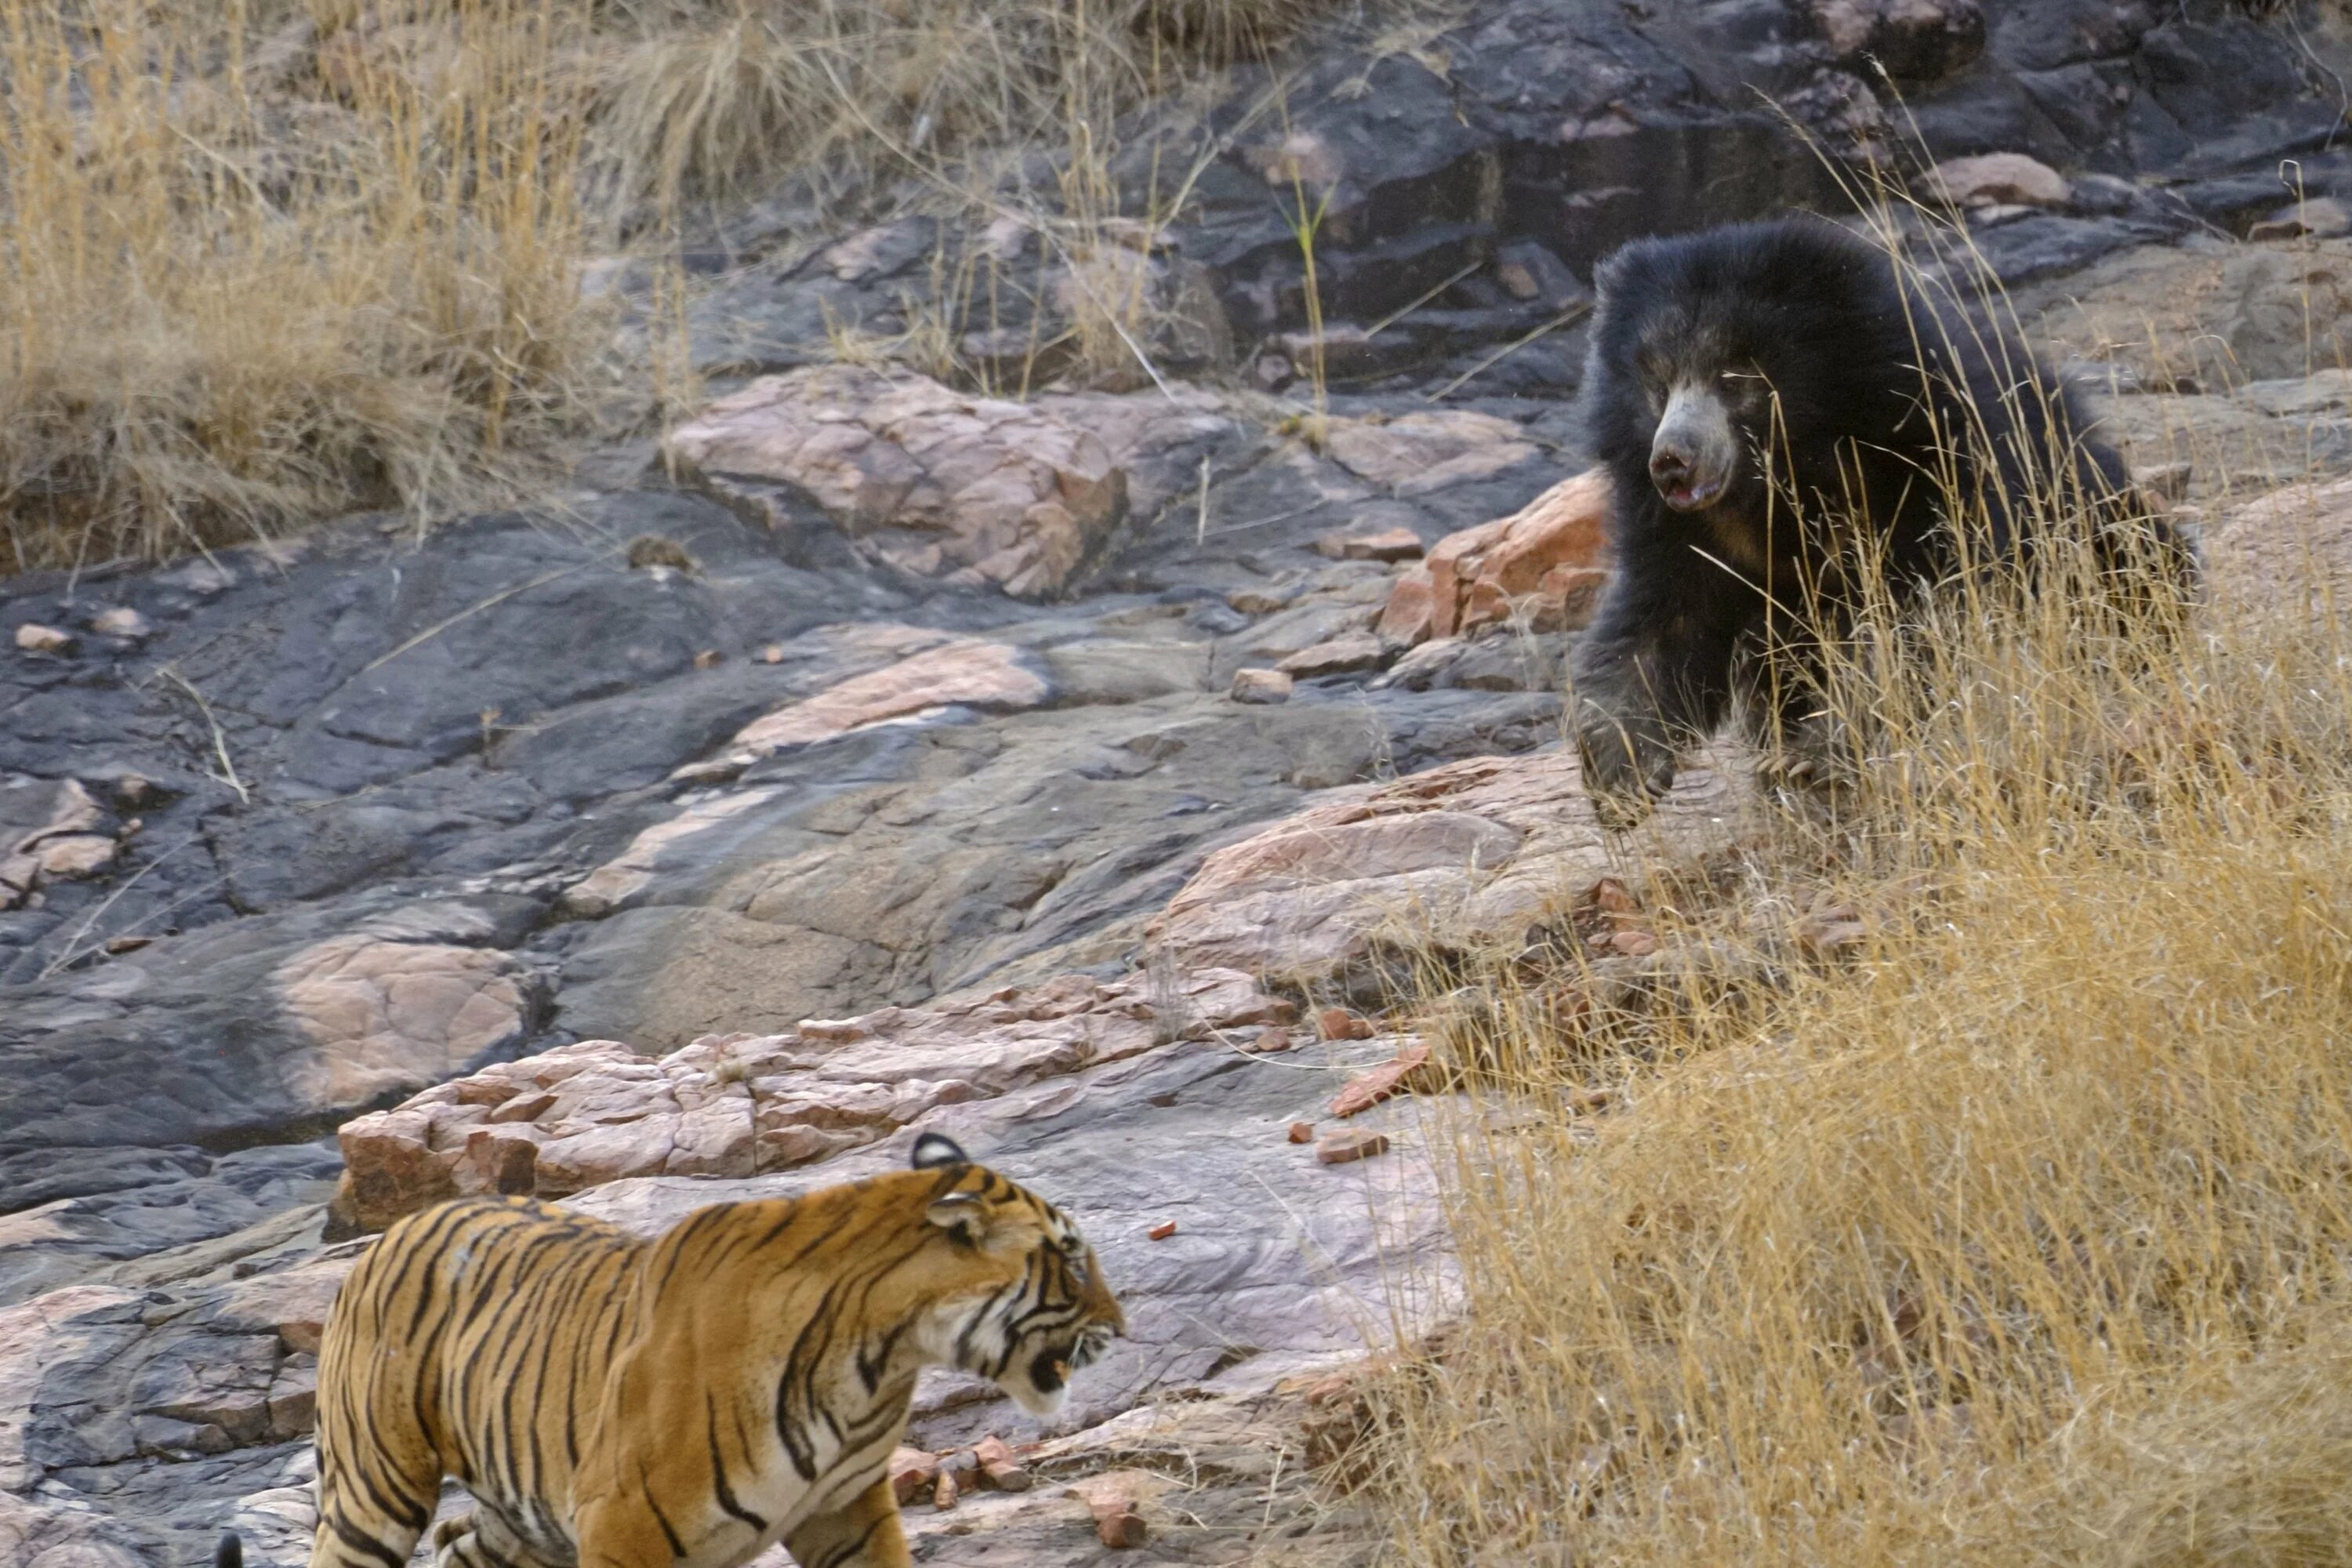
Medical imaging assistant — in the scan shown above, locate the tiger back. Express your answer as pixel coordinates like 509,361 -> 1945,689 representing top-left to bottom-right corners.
280,1133 -> 1123,1568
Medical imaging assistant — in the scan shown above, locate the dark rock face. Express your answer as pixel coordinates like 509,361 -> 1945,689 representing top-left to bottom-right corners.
3,0 -> 2348,1560
683,0 -> 2348,406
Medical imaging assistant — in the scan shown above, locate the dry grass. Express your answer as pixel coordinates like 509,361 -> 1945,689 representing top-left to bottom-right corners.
586,0 -> 1341,216
0,0 -> 597,574
1356,209 -> 2352,1566
0,0 -> 1358,575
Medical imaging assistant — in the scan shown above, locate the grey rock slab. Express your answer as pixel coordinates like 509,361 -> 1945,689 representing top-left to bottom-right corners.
0,1143 -> 341,1311
550,686 -> 1559,1051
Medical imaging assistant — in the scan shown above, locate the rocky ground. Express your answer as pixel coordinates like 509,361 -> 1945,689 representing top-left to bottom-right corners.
7,0 -> 2352,1563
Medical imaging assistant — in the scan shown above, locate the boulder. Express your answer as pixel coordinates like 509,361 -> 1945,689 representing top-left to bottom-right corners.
210,1260 -> 353,1356
1922,152 -> 2069,209
1229,668 -> 1294,704
1319,411 -> 1539,496
663,366 -> 1131,597
1148,747 -> 1748,986
13,624 -> 73,655
1276,633 -> 1386,679
1377,468 -> 1612,645
0,775 -> 116,910
2014,238 -> 2352,394
1811,0 -> 1985,80
330,967 -> 1293,1233
2205,476 -> 2352,623
274,936 -> 539,1112
1313,527 -> 1425,563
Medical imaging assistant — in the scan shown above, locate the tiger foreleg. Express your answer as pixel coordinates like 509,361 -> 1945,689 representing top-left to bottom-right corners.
782,1478 -> 913,1568
306,1454 -> 437,1568
430,1509 -> 558,1568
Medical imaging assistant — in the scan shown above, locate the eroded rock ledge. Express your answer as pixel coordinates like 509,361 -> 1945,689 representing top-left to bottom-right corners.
330,967 -> 1294,1235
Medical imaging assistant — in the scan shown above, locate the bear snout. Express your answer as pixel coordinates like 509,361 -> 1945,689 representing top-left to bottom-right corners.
1650,383 -> 1737,512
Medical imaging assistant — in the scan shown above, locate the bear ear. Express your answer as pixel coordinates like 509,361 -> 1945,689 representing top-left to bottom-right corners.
910,1132 -> 971,1171
1592,246 -> 1633,299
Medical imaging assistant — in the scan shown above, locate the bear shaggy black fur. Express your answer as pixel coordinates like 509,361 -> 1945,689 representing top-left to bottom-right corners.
1568,215 -> 2194,825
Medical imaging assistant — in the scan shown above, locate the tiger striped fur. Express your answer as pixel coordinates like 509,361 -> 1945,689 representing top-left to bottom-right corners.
247,1133 -> 1122,1568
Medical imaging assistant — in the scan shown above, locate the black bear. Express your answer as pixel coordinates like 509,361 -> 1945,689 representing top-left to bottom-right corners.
1566,214 -> 2194,825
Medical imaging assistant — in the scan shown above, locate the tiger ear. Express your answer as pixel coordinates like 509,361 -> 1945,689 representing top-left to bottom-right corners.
925,1192 -> 989,1246
910,1132 -> 969,1171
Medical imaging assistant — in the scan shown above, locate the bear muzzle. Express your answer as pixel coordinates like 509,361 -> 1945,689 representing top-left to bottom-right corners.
1650,382 -> 1739,513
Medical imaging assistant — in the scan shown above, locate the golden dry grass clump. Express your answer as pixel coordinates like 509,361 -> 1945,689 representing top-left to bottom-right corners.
0,0 -> 591,573
1360,224 -> 2352,1566
0,0 -> 1346,575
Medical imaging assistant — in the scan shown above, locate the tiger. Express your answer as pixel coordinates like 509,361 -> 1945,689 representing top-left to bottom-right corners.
215,1131 -> 1123,1568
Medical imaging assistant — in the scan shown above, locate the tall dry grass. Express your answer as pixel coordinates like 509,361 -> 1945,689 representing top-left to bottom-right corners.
588,0 -> 1337,216
0,0 -> 594,574
1358,209 -> 2352,1566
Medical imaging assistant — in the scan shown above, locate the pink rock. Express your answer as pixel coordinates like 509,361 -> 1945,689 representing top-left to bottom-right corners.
1320,411 -> 1538,496
662,367 -> 1131,598
1378,468 -> 1612,646
562,786 -> 784,916
1375,572 -> 1438,644
1276,633 -> 1385,678
2208,477 -> 2352,624
31,834 -> 114,880
1229,667 -> 1294,705
889,1447 -> 941,1503
13,623 -> 72,654
212,1261 -> 351,1356
1147,750 -> 1745,985
275,938 -> 537,1117
1812,0 -> 1984,78
712,641 -> 1047,770
1316,1129 -> 1391,1166
1330,1043 -> 1432,1118
1921,152 -> 2068,210
1313,527 -> 1425,563
1,778 -> 111,909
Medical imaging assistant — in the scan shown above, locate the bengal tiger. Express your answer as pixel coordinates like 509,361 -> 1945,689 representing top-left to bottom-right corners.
214,1132 -> 1123,1568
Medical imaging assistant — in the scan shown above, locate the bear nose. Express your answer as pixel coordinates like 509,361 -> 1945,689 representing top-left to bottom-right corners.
1650,447 -> 1691,486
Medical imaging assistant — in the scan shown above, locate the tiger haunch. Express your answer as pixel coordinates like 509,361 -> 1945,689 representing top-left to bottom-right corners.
260,1134 -> 1121,1568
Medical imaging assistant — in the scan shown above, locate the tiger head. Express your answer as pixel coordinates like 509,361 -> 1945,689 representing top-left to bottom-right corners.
908,1132 -> 1126,1417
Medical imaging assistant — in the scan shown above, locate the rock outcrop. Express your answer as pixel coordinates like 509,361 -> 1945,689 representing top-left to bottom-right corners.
664,366 -> 1132,597
1377,468 -> 1613,646
1150,746 -> 1751,990
0,775 -> 122,912
663,367 -> 1238,599
2204,475 -> 2352,622
330,967 -> 1294,1234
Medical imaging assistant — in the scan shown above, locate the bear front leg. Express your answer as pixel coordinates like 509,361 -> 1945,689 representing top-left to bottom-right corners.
1731,628 -> 1850,797
1570,590 -> 1737,829
782,1477 -> 912,1568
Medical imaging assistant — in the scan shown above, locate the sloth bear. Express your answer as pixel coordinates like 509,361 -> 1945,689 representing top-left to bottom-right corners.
1567,214 -> 2194,825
